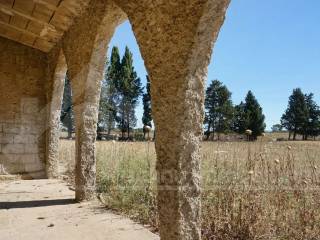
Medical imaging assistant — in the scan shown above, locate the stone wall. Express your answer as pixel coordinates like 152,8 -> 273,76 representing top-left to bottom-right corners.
0,37 -> 47,178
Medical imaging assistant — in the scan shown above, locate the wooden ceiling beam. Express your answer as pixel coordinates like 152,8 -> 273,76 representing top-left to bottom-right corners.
0,3 -> 63,33
33,0 -> 59,11
0,19 -> 57,43
0,32 -> 48,52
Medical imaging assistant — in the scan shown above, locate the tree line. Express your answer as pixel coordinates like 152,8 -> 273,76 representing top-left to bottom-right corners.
203,81 -> 320,141
98,46 -> 143,140
60,46 -> 151,140
60,48 -> 319,142
280,88 -> 320,140
204,80 -> 266,141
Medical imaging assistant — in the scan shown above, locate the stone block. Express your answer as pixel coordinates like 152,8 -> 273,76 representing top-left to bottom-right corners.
23,154 -> 41,165
22,98 -> 39,114
27,135 -> 39,144
20,114 -> 37,123
21,124 -> 45,135
0,133 -> 14,144
13,134 -> 38,144
24,144 -> 39,154
3,154 -> 22,164
27,170 -> 46,179
5,162 -> 25,173
14,135 -> 27,144
1,143 -> 24,154
25,162 -> 45,173
3,123 -> 21,134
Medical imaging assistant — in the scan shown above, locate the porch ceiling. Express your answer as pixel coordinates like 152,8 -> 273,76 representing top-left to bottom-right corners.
0,0 -> 90,52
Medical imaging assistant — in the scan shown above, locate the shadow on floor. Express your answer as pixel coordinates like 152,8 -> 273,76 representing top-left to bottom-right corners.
0,199 -> 76,209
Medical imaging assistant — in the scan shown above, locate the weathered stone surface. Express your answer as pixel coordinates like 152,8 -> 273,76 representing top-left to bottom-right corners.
0,0 -> 230,238
0,38 -> 47,177
62,0 -> 126,201
45,47 -> 68,179
115,1 -> 230,239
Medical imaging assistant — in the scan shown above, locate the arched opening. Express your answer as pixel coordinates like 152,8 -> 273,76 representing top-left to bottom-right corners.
57,73 -> 76,179
58,1 -> 231,239
2,1 -> 319,239
95,19 -> 157,223
55,1 -> 320,239
57,17 -> 157,216
0,1 -> 230,239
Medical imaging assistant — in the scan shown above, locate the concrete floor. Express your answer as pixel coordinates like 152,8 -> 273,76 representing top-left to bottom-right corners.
0,179 -> 159,240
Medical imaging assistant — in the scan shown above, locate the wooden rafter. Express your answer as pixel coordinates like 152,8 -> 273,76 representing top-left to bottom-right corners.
0,0 -> 88,53
33,0 -> 59,11
0,19 -> 56,43
0,31 -> 50,52
0,3 -> 62,33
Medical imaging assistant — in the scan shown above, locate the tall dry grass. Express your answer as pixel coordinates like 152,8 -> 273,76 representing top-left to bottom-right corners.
59,140 -> 320,239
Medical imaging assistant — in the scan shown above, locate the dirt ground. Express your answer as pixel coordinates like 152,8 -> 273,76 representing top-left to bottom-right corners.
0,179 -> 159,240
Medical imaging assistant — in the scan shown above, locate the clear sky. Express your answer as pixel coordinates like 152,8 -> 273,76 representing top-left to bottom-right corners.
108,0 -> 320,130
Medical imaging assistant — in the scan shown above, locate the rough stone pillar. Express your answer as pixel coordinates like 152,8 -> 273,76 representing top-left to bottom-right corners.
46,49 -> 67,178
62,0 -> 126,201
117,0 -> 230,239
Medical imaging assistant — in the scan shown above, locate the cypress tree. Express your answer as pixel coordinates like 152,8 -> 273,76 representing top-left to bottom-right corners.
117,46 -> 143,139
60,75 -> 74,139
142,75 -> 152,137
97,48 -> 121,137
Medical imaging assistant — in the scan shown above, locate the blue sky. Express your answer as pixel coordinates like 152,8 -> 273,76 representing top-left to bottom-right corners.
108,0 -> 320,130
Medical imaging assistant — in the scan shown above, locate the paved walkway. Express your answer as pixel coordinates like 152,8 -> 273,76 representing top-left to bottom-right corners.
0,179 -> 159,240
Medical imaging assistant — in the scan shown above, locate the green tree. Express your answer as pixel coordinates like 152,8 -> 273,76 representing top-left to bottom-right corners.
232,101 -> 247,134
142,75 -> 152,137
117,46 -> 143,139
60,75 -> 74,139
304,93 -> 320,140
281,88 -> 309,140
97,48 -> 121,137
204,80 -> 234,140
243,91 -> 266,140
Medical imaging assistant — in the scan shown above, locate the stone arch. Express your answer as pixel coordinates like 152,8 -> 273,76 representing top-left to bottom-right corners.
46,48 -> 68,179
114,1 -> 231,239
60,0 -> 230,238
61,0 -> 127,201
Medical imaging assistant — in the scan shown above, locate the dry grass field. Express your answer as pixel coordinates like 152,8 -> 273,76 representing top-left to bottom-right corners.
59,139 -> 320,240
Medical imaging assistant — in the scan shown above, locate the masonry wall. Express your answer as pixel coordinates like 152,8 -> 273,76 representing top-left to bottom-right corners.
0,37 -> 47,178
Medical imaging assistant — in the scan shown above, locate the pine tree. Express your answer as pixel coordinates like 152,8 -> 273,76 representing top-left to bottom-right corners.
281,88 -> 309,140
117,46 -> 143,139
204,80 -> 234,140
231,91 -> 265,140
60,75 -> 74,139
142,75 -> 152,137
243,91 -> 266,140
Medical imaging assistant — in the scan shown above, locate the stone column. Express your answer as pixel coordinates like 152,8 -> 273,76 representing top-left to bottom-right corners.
46,49 -> 67,179
62,0 -> 126,201
117,0 -> 230,239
